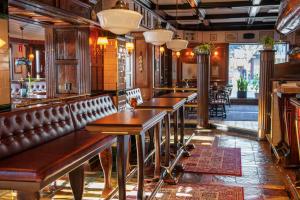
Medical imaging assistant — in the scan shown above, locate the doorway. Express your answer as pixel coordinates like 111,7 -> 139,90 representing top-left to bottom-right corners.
211,43 -> 289,132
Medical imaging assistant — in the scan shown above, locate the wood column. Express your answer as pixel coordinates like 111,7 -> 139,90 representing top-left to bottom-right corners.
0,0 -> 11,112
197,53 -> 210,128
45,27 -> 56,98
258,50 -> 275,139
45,27 -> 91,97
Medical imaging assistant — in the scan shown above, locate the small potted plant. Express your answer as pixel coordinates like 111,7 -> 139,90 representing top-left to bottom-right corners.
237,77 -> 248,98
251,74 -> 259,99
261,36 -> 275,50
193,42 -> 214,54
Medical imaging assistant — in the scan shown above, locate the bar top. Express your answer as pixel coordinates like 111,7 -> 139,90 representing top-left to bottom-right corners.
158,92 -> 197,102
136,98 -> 186,111
86,109 -> 166,134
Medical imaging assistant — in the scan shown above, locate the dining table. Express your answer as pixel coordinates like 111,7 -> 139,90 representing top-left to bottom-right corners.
136,97 -> 195,184
86,109 -> 167,200
156,92 -> 197,150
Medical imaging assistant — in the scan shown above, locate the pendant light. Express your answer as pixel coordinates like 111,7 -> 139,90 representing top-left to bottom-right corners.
143,0 -> 173,46
166,0 -> 188,51
97,0 -> 143,35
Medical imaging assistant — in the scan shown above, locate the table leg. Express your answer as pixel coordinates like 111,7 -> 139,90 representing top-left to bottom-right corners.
180,106 -> 185,145
165,114 -> 171,166
99,148 -> 113,197
173,110 -> 178,150
136,133 -> 146,200
154,121 -> 162,181
117,135 -> 129,200
180,105 -> 195,152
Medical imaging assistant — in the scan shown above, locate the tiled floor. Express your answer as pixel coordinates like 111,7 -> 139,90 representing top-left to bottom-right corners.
0,128 -> 291,199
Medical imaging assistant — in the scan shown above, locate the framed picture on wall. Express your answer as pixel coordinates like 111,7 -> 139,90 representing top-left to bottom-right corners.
225,32 -> 238,42
14,58 -> 22,74
210,33 -> 217,42
211,65 -> 220,77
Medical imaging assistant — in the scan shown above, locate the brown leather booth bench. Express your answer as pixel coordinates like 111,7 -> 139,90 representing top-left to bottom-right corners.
0,95 -> 118,200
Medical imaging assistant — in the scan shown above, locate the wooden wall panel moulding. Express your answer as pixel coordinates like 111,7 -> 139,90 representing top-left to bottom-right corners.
0,8 -> 11,109
77,28 -> 91,94
45,27 -> 56,98
258,50 -> 275,139
197,53 -> 210,128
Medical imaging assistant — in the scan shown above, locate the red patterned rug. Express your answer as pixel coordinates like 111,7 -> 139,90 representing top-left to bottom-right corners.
127,184 -> 244,200
182,146 -> 242,176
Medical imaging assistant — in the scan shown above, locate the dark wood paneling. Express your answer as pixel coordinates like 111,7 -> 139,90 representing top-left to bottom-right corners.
45,27 -> 56,97
90,27 -> 103,92
57,64 -> 78,93
210,43 -> 228,86
59,0 -> 91,19
258,50 -> 275,139
38,0 -> 57,6
197,53 -> 210,128
132,32 -> 153,100
135,39 -> 149,88
77,27 -> 90,94
55,29 -> 77,60
46,26 -> 90,96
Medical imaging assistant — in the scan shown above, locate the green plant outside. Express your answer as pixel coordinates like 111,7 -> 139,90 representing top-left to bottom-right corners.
251,74 -> 259,92
237,77 -> 249,92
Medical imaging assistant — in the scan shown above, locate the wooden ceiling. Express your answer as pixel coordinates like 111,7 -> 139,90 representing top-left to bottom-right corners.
137,0 -> 281,31
8,6 -> 71,26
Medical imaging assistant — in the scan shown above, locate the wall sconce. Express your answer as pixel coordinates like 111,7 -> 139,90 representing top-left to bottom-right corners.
29,48 -> 34,61
126,42 -> 134,55
97,36 -> 108,49
176,51 -> 181,57
0,38 -> 6,48
160,46 -> 165,54
214,51 -> 218,56
29,53 -> 34,61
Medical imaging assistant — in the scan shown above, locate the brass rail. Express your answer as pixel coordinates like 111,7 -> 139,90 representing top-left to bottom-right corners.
14,94 -> 90,108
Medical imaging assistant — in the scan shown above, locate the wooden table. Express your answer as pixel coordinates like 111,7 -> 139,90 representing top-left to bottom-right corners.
158,92 -> 197,102
136,98 -> 193,173
86,110 -> 166,200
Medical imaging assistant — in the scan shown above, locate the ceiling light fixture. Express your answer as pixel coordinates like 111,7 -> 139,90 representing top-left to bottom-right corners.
143,0 -> 173,46
97,0 -> 143,35
166,0 -> 188,51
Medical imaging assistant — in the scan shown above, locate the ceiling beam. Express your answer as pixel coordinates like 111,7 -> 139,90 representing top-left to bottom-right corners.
165,12 -> 278,21
159,0 -> 280,10
178,21 -> 275,31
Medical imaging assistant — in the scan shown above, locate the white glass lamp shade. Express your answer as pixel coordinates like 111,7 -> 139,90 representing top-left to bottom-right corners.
143,29 -> 173,46
166,39 -> 188,51
97,9 -> 143,35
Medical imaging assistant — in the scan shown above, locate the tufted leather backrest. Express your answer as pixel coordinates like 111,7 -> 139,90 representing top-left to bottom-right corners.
68,95 -> 117,130
26,81 -> 47,93
125,88 -> 143,106
0,104 -> 75,159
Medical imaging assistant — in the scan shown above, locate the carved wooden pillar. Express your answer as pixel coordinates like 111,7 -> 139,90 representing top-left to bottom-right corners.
258,50 -> 275,139
197,53 -> 210,128
0,0 -> 11,112
45,27 -> 56,98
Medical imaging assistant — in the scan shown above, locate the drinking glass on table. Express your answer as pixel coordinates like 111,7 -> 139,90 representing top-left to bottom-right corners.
130,97 -> 137,111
